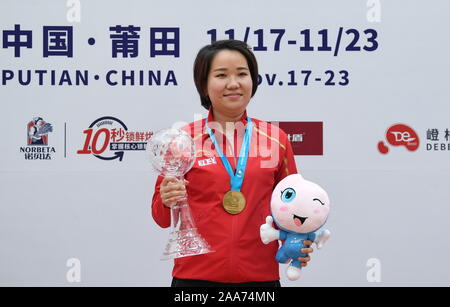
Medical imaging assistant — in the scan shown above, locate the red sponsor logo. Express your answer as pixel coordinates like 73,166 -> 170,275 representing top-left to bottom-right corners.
77,116 -> 153,161
271,122 -> 323,156
378,124 -> 419,154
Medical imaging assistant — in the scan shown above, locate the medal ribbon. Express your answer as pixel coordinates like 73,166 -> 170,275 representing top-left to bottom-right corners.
205,117 -> 253,192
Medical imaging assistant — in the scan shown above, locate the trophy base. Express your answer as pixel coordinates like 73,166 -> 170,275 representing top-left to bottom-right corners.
161,228 -> 214,260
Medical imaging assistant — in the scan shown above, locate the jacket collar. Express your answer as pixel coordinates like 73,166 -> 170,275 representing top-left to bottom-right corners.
206,108 -> 248,128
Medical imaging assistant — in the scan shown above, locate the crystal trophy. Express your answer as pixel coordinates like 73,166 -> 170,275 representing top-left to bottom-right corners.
147,128 -> 214,260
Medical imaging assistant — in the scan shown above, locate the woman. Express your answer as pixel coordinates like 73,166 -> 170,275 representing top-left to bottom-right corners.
151,40 -> 313,287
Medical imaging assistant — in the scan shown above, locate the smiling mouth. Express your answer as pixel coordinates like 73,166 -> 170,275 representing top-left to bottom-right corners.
293,215 -> 308,226
224,93 -> 242,97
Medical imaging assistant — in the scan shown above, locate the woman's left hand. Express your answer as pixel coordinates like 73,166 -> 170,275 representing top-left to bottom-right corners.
299,240 -> 314,267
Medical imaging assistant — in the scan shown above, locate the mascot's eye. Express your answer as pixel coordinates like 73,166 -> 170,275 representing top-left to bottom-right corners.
313,198 -> 325,206
281,188 -> 296,203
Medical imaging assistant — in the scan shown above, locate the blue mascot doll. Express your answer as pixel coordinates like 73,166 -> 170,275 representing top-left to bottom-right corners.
260,174 -> 331,280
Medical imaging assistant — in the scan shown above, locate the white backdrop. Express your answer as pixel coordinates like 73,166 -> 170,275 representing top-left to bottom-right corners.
1,0 -> 450,286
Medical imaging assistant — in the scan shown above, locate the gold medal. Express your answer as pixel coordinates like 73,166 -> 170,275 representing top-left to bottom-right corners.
223,191 -> 246,214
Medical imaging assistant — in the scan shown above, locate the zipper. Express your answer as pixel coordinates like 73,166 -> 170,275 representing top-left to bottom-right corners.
217,124 -> 245,281
229,128 -> 241,281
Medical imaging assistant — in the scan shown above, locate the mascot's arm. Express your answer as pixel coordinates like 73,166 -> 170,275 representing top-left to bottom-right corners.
314,229 -> 331,249
260,216 -> 280,244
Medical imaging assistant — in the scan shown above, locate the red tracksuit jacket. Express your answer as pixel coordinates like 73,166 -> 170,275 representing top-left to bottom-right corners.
151,110 -> 298,282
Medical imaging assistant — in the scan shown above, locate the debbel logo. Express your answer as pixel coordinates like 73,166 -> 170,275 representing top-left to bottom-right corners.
378,124 -> 419,154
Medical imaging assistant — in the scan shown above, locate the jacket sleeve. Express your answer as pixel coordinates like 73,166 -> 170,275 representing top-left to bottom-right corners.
151,175 -> 171,228
274,129 -> 298,186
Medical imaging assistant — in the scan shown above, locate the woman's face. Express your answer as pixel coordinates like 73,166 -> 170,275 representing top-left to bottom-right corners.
206,49 -> 253,118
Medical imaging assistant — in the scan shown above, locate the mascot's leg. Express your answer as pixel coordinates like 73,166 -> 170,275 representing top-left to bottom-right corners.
286,259 -> 302,281
276,248 -> 290,264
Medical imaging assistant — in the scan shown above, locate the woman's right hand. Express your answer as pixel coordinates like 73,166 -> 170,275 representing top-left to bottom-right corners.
159,177 -> 188,208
